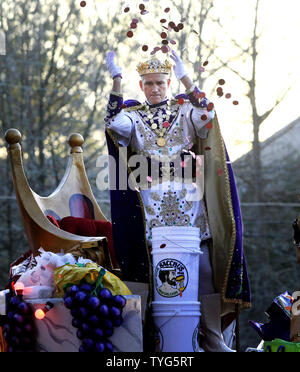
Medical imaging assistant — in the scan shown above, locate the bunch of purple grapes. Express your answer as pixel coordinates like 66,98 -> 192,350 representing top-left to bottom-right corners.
63,283 -> 126,352
0,294 -> 36,352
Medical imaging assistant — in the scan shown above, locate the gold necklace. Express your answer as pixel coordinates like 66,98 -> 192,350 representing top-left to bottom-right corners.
144,101 -> 172,147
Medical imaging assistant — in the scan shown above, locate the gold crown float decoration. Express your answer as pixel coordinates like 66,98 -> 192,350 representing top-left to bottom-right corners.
136,57 -> 172,76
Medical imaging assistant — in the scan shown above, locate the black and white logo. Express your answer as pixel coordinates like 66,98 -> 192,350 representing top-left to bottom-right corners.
154,258 -> 189,298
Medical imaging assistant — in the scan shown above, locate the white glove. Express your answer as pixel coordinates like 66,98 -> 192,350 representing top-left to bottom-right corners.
106,51 -> 122,79
170,50 -> 187,80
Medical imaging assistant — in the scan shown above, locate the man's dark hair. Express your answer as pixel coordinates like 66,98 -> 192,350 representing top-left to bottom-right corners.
159,270 -> 170,283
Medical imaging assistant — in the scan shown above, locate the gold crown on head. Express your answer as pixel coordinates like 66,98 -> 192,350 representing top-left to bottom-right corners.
136,57 -> 172,76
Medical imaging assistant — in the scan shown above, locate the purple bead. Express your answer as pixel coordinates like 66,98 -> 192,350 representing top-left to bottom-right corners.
71,308 -> 79,318
82,338 -> 94,351
64,296 -> 73,309
20,336 -> 32,346
93,328 -> 104,340
68,285 -> 80,296
7,311 -> 15,320
102,318 -> 113,330
110,306 -> 121,318
14,326 -> 22,335
105,341 -> 114,352
98,288 -> 112,301
72,318 -> 81,328
75,291 -> 87,303
113,316 -> 124,327
18,302 -> 30,315
95,341 -> 105,352
23,323 -> 33,333
80,283 -> 93,293
13,313 -> 24,324
11,336 -> 20,346
98,304 -> 109,317
105,328 -> 114,337
76,329 -> 84,340
78,307 -> 88,319
81,322 -> 91,333
10,296 -> 22,307
88,315 -> 99,326
87,296 -> 100,310
113,295 -> 126,309
79,344 -> 86,352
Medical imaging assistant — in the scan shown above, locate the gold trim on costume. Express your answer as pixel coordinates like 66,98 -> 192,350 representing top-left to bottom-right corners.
203,115 -> 251,310
124,104 -> 147,112
110,91 -> 123,98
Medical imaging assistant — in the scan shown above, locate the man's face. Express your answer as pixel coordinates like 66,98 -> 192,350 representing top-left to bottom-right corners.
139,73 -> 171,105
167,270 -> 177,286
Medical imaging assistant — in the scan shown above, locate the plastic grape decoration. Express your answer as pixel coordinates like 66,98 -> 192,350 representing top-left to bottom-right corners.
63,282 -> 126,352
0,293 -> 36,352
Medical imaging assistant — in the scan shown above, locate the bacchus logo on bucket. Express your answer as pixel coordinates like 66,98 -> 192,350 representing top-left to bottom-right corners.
154,258 -> 189,298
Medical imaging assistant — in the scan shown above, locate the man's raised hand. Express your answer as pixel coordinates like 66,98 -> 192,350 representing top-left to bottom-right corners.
170,50 -> 187,80
106,51 -> 122,79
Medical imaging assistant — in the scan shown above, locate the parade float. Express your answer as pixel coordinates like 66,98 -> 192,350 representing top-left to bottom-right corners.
1,130 -> 300,352
2,128 -> 300,353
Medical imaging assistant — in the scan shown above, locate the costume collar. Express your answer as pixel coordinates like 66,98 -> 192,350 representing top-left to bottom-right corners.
145,98 -> 169,109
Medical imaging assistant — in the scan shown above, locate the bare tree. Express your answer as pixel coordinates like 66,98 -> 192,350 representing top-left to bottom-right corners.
214,0 -> 296,201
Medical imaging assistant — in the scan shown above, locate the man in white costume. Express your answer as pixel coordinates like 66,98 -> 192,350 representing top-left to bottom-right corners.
104,50 -> 251,352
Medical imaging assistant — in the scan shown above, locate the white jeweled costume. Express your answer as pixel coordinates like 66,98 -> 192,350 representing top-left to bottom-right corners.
105,57 -> 251,343
106,92 -> 215,246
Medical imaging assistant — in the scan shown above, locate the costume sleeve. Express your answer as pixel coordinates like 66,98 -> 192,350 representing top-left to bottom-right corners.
185,85 -> 215,139
105,91 -> 124,123
106,111 -> 134,148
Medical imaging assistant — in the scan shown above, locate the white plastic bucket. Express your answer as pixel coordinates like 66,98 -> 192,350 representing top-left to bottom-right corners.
152,301 -> 202,352
151,227 -> 201,301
